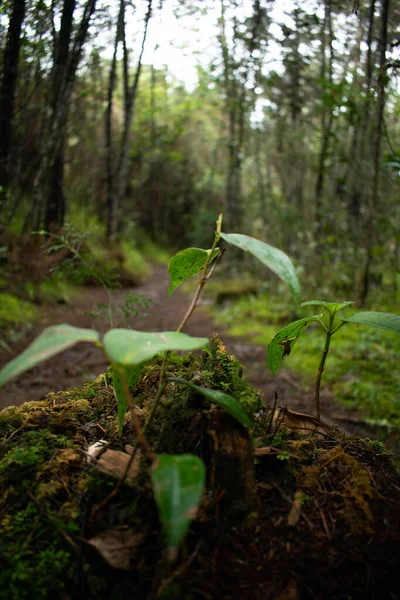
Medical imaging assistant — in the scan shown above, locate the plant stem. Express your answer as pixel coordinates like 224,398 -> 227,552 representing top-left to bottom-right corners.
114,365 -> 154,462
314,318 -> 333,420
145,214 -> 223,432
176,214 -> 222,333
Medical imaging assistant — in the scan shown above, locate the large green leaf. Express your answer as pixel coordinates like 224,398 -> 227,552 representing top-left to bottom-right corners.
151,454 -> 205,558
268,315 -> 323,374
301,300 -> 354,316
220,233 -> 301,304
112,364 -> 144,434
104,329 -> 208,365
0,325 -> 100,387
341,311 -> 400,335
167,247 -> 220,299
169,377 -> 251,428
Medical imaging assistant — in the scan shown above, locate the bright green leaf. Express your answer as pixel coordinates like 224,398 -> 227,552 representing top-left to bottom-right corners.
151,454 -> 205,558
104,330 -> 208,365
301,300 -> 354,316
341,311 -> 400,335
112,364 -> 144,434
268,315 -> 323,374
167,247 -> 220,299
0,325 -> 100,387
220,233 -> 301,304
169,377 -> 251,428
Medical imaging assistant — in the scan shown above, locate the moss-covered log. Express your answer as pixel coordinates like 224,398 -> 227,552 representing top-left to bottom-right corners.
0,341 -> 400,599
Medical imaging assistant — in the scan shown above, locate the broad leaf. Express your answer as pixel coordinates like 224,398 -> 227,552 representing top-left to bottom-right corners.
341,311 -> 400,335
0,325 -> 100,387
168,247 -> 220,299
104,330 -> 208,365
112,364 -> 144,434
151,454 -> 205,558
301,300 -> 354,316
169,377 -> 251,428
220,233 -> 301,304
268,315 -> 323,374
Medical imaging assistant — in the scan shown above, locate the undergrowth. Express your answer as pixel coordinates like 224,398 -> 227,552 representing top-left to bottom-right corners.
209,287 -> 400,427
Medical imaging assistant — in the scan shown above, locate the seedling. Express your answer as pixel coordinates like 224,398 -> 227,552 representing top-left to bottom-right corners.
0,214 -> 301,560
268,301 -> 400,419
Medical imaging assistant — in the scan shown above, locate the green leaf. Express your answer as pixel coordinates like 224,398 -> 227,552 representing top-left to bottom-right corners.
151,454 -> 205,558
220,233 -> 301,304
104,330 -> 208,365
169,377 -> 251,428
112,364 -> 144,435
0,325 -> 100,387
341,311 -> 400,335
167,247 -> 220,299
268,315 -> 323,374
301,300 -> 354,316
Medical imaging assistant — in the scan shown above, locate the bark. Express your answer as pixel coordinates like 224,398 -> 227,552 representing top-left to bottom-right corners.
105,0 -> 124,239
359,0 -> 390,306
23,0 -> 97,232
108,0 -> 152,240
315,0 -> 334,242
0,0 -> 26,215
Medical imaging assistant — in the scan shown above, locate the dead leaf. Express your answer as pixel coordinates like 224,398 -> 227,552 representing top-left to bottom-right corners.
87,527 -> 144,570
287,489 -> 303,527
95,449 -> 141,485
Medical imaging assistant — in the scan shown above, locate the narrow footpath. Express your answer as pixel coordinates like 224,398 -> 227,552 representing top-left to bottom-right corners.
0,264 -> 386,442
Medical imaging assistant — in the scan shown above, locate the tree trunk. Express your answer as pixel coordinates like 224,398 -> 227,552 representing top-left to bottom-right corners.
23,0 -> 97,232
105,0 -> 125,240
359,0 -> 390,306
0,0 -> 26,223
108,0 -> 152,240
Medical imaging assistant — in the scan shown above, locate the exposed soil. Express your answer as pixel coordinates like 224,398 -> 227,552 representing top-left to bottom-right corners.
0,264 -> 393,443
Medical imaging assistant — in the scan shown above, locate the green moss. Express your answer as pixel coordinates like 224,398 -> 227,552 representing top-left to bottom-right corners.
0,292 -> 38,328
120,240 -> 150,280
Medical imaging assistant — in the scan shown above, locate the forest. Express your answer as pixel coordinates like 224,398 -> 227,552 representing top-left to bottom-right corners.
1,0 -> 400,598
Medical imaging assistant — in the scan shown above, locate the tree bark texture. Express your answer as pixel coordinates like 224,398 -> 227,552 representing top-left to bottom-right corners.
0,0 -> 26,211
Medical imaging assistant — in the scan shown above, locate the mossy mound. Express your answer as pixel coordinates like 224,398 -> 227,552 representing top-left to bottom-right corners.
0,341 -> 399,599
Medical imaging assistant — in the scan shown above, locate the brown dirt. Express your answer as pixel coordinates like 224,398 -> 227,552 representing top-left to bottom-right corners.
0,264 -> 389,442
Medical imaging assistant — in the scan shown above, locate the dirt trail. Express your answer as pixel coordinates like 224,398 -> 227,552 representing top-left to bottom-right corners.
0,264 -> 381,439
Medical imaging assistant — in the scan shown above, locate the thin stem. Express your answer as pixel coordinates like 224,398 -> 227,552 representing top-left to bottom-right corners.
145,214 -> 223,433
114,364 -> 154,462
314,314 -> 334,419
331,321 -> 346,335
177,214 -> 222,333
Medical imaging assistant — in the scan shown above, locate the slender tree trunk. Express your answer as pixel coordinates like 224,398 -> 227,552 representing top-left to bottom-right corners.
108,0 -> 152,240
23,0 -> 97,232
0,0 -> 26,223
105,0 -> 124,239
315,0 -> 334,242
359,0 -> 390,305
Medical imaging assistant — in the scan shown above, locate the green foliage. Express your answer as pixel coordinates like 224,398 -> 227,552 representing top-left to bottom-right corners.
220,233 -> 301,305
0,325 -> 100,387
169,377 -> 252,428
151,454 -> 205,560
302,300 -> 354,317
168,247 -> 219,298
0,293 -> 38,328
341,311 -> 400,335
103,330 -> 209,365
268,315 -> 323,374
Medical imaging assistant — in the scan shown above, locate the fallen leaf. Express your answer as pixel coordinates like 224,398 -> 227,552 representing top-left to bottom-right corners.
87,527 -> 144,570
95,449 -> 141,485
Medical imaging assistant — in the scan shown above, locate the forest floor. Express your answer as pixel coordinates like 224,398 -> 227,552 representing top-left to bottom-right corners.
0,263 -> 387,444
